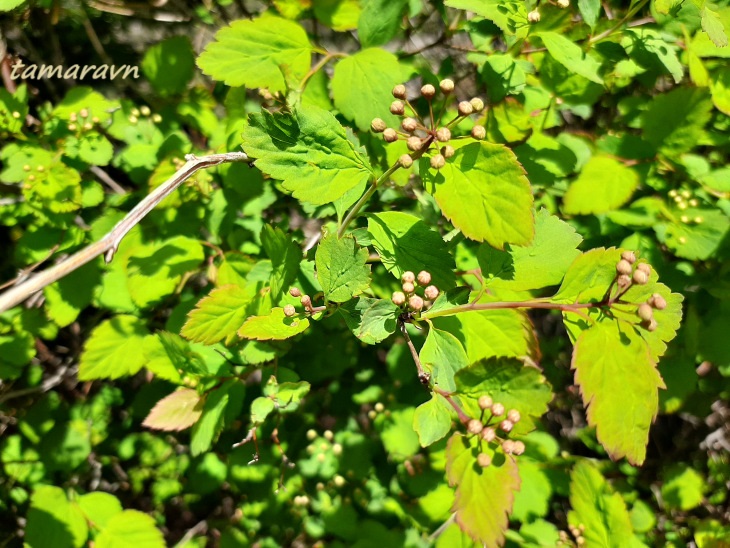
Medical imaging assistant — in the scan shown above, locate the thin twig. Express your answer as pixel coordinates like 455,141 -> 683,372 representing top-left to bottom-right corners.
173,521 -> 208,548
0,364 -> 75,405
89,165 -> 126,195
0,152 -> 251,313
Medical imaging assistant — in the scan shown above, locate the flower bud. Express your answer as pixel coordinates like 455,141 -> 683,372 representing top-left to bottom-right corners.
467,419 -> 484,435
283,304 -> 297,317
650,293 -> 667,310
439,79 -> 455,94
68,123 -> 77,131
23,165 -> 30,171
491,403 -> 505,417
301,295 -> 312,308
392,84 -> 407,99
646,318 -> 658,332
616,259 -> 632,275
401,117 -> 418,132
83,122 -> 93,131
617,274 -> 631,288
402,271 -> 416,283
12,111 -> 20,119
435,127 -> 451,142
417,271 -> 431,285
637,263 -> 651,275
140,105 -> 151,116
481,427 -> 496,442
471,125 -> 486,140
290,287 -> 302,297
430,154 -> 446,169
402,282 -> 415,294
478,395 -> 493,410
407,136 -> 422,151
632,269 -> 648,285
306,429 -> 317,440
637,303 -> 653,322
621,251 -> 636,264
152,114 -> 162,123
399,154 -> 413,168
371,118 -> 387,132
507,409 -> 521,423
528,8 -> 541,22
502,439 -> 516,454
408,295 -> 424,311
424,285 -> 439,300
421,84 -> 436,99
470,97 -> 485,112
391,291 -> 406,306
499,419 -> 514,433
69,112 -> 78,122
695,216 -> 703,224
390,101 -> 405,116
80,108 -> 89,118
513,441 -> 526,455
383,128 -> 398,142
558,0 -> 570,7
458,101 -> 473,116
477,452 -> 492,467
442,145 -> 455,158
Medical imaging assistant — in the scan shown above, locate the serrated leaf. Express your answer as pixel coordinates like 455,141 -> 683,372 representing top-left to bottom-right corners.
540,32 -> 604,84
445,0 -> 528,38
197,15 -> 311,92
357,0 -> 407,47
568,461 -> 636,546
554,247 -> 622,303
25,486 -> 88,548
242,105 -> 374,205
622,28 -> 684,84
142,388 -> 204,431
78,315 -> 149,380
455,358 -> 552,434
77,493 -> 123,531
413,395 -> 452,447
702,4 -> 729,47
182,285 -> 254,345
420,326 -> 470,392
316,232 -> 371,303
331,48 -> 404,131
563,156 -> 639,215
190,383 -> 231,456
578,0 -> 601,28
239,308 -> 310,340
478,208 -> 583,292
368,211 -> 456,290
446,433 -> 521,547
95,510 -> 165,548
642,87 -> 713,156
339,297 -> 400,344
250,396 -> 276,423
78,132 -> 114,165
421,141 -> 534,249
571,322 -> 663,465
661,465 -> 706,511
261,224 -> 301,300
314,0 -> 361,30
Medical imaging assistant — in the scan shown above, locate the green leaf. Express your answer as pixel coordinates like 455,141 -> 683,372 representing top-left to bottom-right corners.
358,0 -> 407,47
239,307 -> 311,340
421,286 -> 471,319
25,486 -> 88,548
95,510 -> 165,548
0,0 -> 26,12
78,316 -> 149,380
568,461 -> 635,546
622,28 -> 684,84
43,261 -> 100,328
421,141 -> 534,249
316,231 -> 371,303
264,377 -> 311,411
190,383 -> 231,456
339,297 -> 400,344
379,407 -> 421,461
142,388 -> 204,431
454,358 -> 552,434
420,326 -> 470,392
182,285 -> 254,345
554,247 -> 622,303
53,86 -> 118,125
445,0 -> 529,38
413,395 -> 452,447
571,322 -> 663,465
578,0 -> 601,28
539,32 -> 604,84
642,87 -> 713,156
197,15 -> 311,92
261,224 -> 301,300
661,465 -> 706,511
702,4 -> 729,47
78,132 -> 114,166
481,54 -> 527,102
0,85 -> 28,134
478,208 -> 583,291
367,211 -> 456,289
251,396 -> 276,423
242,105 -> 374,205
655,209 -> 730,261
711,69 -> 730,116
77,493 -> 123,531
313,0 -> 361,30
433,308 -> 538,364
331,48 -> 404,131
141,36 -> 195,96
563,155 -> 640,215
445,433 -> 521,547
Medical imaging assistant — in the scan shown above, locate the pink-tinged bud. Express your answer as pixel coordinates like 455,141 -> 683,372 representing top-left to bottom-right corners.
289,287 -> 302,298
424,285 -> 439,300
632,269 -> 648,285
421,84 -> 436,99
402,271 -> 415,283
650,293 -> 667,310
646,318 -> 658,332
491,403 -> 505,417
507,409 -> 520,423
481,427 -> 496,442
471,125 -> 486,140
435,127 -> 451,142
399,154 -> 413,168
439,79 -> 454,94
417,271 -> 431,285
621,251 -> 636,264
301,295 -> 312,308
467,419 -> 484,435
383,128 -> 398,142
513,441 -> 525,455
401,117 -> 418,132
283,304 -> 296,317
371,118 -> 387,132
390,100 -> 405,115
502,439 -> 516,454
478,395 -> 493,410
637,263 -> 651,275
407,136 -> 422,151
391,291 -> 406,306
392,84 -> 407,99
442,145 -> 455,158
617,274 -> 631,288
499,419 -> 514,433
402,281 -> 415,294
408,295 -> 424,311
430,154 -> 445,169
477,452 -> 491,467
637,303 -> 653,322
458,101 -> 473,116
616,259 -> 632,275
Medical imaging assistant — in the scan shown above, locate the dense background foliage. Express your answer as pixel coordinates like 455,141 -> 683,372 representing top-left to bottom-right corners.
1,0 -> 729,546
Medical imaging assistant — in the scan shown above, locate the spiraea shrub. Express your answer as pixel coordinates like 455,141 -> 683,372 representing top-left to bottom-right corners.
1,0 -> 729,546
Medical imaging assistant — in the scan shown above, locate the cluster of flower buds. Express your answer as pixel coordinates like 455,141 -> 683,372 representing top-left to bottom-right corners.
127,105 -> 162,125
558,523 -> 586,547
391,270 -> 440,312
615,251 -> 651,288
370,80 -> 486,170
636,293 -> 667,332
284,287 -> 318,317
468,395 -> 525,468
668,189 -> 700,212
64,107 -> 102,133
